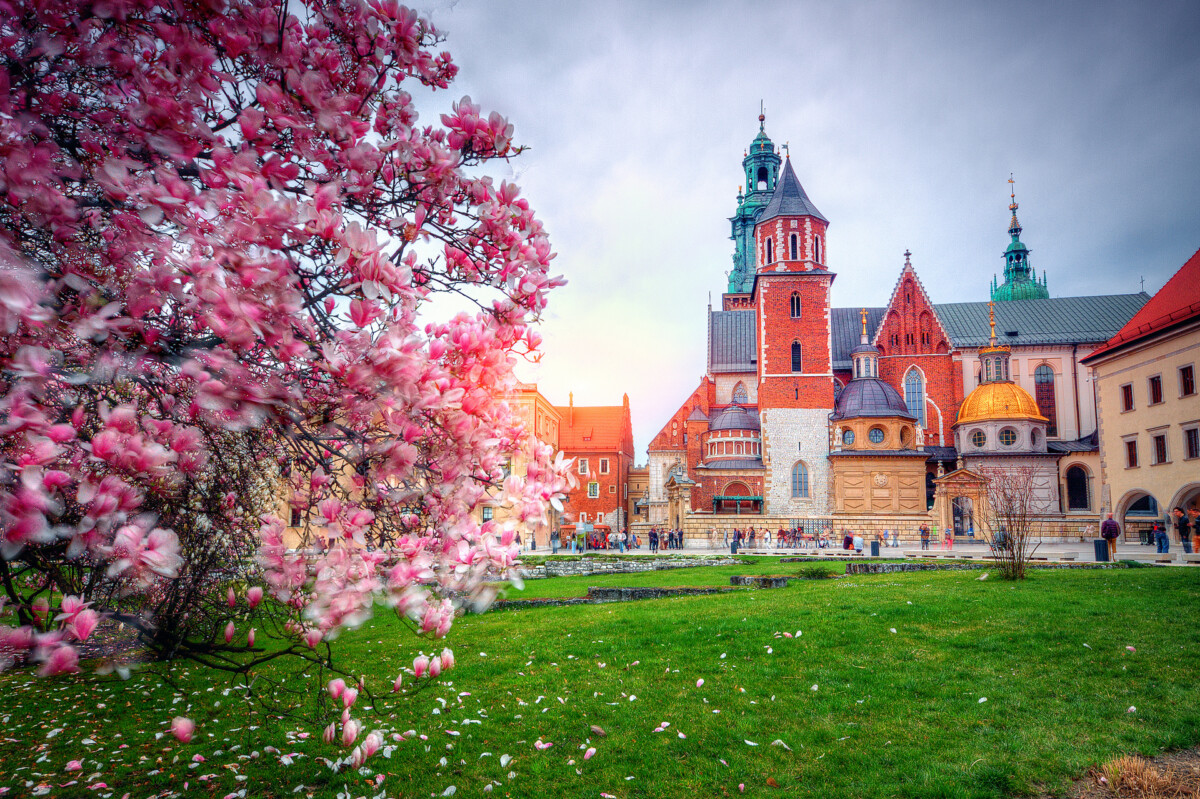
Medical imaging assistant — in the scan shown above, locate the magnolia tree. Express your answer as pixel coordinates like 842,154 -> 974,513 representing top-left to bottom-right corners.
977,465 -> 1044,580
0,0 -> 569,756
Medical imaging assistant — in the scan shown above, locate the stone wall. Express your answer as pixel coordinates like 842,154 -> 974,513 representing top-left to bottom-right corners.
518,556 -> 741,580
761,407 -> 833,515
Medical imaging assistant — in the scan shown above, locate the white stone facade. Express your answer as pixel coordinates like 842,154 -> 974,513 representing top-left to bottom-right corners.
714,373 -> 758,405
760,408 -> 833,515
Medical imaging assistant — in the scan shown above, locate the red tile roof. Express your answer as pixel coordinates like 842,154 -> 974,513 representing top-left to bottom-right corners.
1084,247 -> 1200,361
554,402 -> 633,455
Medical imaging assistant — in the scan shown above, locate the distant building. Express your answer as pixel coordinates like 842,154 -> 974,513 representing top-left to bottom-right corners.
554,393 -> 635,533
1082,248 -> 1200,542
641,114 -> 1152,541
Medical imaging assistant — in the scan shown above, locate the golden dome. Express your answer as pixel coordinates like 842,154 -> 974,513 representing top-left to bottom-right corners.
956,381 -> 1047,425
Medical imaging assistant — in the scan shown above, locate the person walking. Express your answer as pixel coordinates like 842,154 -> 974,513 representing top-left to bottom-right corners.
1100,513 -> 1121,560
551,528 -> 560,554
1173,508 -> 1192,554
890,529 -> 899,548
1153,521 -> 1169,553
943,529 -> 953,550
852,532 -> 864,554
919,523 -> 930,550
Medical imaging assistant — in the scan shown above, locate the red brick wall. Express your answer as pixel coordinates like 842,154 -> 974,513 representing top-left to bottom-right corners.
692,473 -> 765,513
649,377 -> 714,451
753,217 -> 830,272
756,273 -> 835,409
561,448 -> 627,524
723,294 -> 753,311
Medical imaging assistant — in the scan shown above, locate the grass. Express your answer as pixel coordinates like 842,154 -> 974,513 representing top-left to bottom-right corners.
1,562 -> 1198,798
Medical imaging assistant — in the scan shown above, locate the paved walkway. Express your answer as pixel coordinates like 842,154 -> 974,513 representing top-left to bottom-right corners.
530,541 -> 1196,564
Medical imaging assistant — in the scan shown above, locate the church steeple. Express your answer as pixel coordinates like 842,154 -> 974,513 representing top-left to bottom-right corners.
991,175 -> 1049,301
728,106 -> 782,293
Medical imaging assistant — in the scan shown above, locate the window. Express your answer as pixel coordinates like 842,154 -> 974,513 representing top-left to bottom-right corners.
578,512 -> 587,523
971,430 -> 987,449
599,458 -> 610,475
765,238 -> 773,264
290,507 -> 303,527
1185,427 -> 1199,460
578,458 -> 589,475
1149,375 -> 1163,405
791,462 -> 809,498
1120,383 -> 1134,411
1152,434 -> 1168,464
756,166 -> 768,190
609,485 -> 616,494
904,368 -> 926,427
587,481 -> 599,498
789,234 -> 798,260
868,427 -> 885,444
732,382 -> 749,404
481,506 -> 494,522
790,292 -> 801,318
1066,465 -> 1090,511
813,235 -> 822,264
1034,365 -> 1057,437
999,428 -> 1017,447
842,429 -> 855,446
1125,438 -> 1139,468
791,342 -> 803,373
1181,365 -> 1196,397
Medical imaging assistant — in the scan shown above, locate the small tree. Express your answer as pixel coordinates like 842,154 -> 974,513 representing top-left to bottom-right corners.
977,465 -> 1044,580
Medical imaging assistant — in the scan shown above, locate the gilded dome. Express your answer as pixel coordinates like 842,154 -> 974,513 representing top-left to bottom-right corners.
956,381 -> 1047,425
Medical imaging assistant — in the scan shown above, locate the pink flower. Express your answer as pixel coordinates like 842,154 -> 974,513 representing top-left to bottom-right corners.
341,720 -> 359,747
584,747 -> 596,760
223,621 -> 235,644
413,655 -> 429,678
171,717 -> 195,743
247,628 -> 255,647
328,678 -> 346,699
342,687 -> 358,709
323,723 -> 336,744
246,586 -> 263,609
440,647 -> 455,671
38,644 -> 79,677
68,610 -> 99,642
392,673 -> 403,692
696,678 -> 704,688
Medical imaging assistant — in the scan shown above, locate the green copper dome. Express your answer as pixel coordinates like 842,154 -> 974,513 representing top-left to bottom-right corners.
990,186 -> 1049,302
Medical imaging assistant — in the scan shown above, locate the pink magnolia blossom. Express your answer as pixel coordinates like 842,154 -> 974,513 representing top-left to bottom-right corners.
246,587 -> 263,609
413,655 -> 429,679
171,717 -> 195,743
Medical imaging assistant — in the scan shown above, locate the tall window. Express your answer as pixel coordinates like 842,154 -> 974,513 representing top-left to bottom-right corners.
578,458 -> 589,475
1185,427 -> 1199,460
482,506 -> 494,522
1152,434 -> 1168,464
599,458 -> 610,474
756,167 -> 768,190
765,238 -> 773,264
1125,438 -> 1138,468
732,382 -> 749,404
588,481 -> 599,498
904,368 -> 926,427
791,461 -> 809,498
1149,375 -> 1163,404
1181,365 -> 1196,397
1121,383 -> 1134,411
790,292 -> 801,318
1034,365 -> 1057,437
1065,465 -> 1090,511
791,342 -> 803,373
813,235 -> 822,264
789,234 -> 798,260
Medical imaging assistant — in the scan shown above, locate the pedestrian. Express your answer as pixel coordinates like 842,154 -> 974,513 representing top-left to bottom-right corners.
1173,507 -> 1192,554
649,527 -> 658,553
1153,521 -> 1169,553
890,529 -> 899,548
852,532 -> 864,554
551,528 -> 560,554
1100,512 -> 1120,560
515,531 -> 522,550
678,529 -> 685,550
943,529 -> 953,550
842,530 -> 853,551
748,527 -> 756,548
1191,508 -> 1200,553
919,523 -> 930,550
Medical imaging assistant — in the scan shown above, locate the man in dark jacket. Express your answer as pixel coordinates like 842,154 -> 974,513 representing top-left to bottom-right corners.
1099,513 -> 1121,560
1173,508 -> 1192,554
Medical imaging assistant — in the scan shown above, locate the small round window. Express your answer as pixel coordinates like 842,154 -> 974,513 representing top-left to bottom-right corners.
999,428 -> 1018,447
869,427 -> 885,445
842,430 -> 855,445
971,430 -> 986,448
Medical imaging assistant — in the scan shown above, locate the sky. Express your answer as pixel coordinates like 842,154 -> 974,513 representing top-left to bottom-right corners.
412,0 -> 1200,460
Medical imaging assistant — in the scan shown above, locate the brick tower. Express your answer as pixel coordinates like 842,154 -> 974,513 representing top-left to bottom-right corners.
753,154 -> 835,514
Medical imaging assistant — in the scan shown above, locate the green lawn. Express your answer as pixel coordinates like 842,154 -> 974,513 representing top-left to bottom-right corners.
2,563 -> 1198,798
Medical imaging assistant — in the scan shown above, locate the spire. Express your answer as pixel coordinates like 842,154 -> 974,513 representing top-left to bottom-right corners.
1007,174 -> 1022,238
757,158 -> 827,224
991,174 -> 1048,302
728,113 -> 783,293
988,300 -> 997,347
904,249 -> 912,267
860,307 -> 869,344
979,300 -> 1013,383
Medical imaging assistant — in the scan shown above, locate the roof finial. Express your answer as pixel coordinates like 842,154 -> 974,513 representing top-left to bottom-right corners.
1007,173 -> 1022,236
903,249 -> 912,266
759,100 -> 766,131
782,141 -> 789,159
860,308 -> 869,344
988,300 -> 997,347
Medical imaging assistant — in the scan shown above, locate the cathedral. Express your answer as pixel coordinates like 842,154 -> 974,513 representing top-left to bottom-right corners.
640,115 -> 1149,539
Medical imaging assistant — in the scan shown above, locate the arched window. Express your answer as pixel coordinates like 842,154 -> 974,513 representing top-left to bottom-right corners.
765,238 -> 773,264
791,342 -> 803,373
791,461 -> 809,498
756,167 -> 768,190
789,234 -> 798,260
1034,365 -> 1058,437
813,235 -> 822,264
1066,465 -> 1090,510
732,382 -> 748,405
904,368 -> 926,427
790,292 -> 801,318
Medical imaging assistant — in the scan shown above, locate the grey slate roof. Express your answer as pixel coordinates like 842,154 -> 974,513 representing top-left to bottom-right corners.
1048,431 -> 1099,453
934,294 -> 1149,348
709,310 -> 756,372
756,159 -> 828,224
829,294 -> 1147,368
686,407 -> 709,422
925,446 -> 959,462
709,405 -> 761,431
831,307 -> 886,370
696,458 -> 766,470
831,378 -> 913,420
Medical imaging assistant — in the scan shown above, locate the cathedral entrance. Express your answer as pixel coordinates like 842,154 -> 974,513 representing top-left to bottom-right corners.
952,496 -> 974,536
